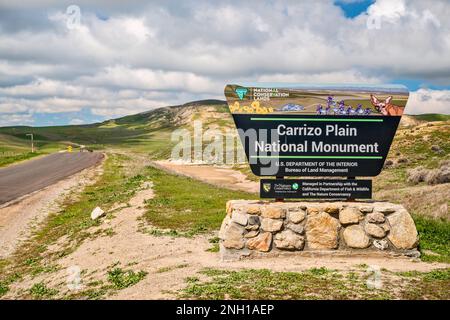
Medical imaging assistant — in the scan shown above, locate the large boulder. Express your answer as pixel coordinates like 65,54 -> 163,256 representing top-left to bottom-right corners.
288,210 -> 306,224
247,232 -> 272,252
339,207 -> 363,225
305,212 -> 340,249
286,223 -> 304,235
274,230 -> 305,250
260,206 -> 286,219
365,223 -> 386,238
261,218 -> 283,232
366,212 -> 386,223
222,222 -> 245,249
387,209 -> 419,249
231,211 -> 248,226
343,225 -> 370,248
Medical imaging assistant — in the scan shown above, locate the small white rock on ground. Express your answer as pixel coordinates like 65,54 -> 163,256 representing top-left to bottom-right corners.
91,206 -> 105,220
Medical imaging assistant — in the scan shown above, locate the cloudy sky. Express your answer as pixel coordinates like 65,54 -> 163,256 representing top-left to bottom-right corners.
0,0 -> 449,126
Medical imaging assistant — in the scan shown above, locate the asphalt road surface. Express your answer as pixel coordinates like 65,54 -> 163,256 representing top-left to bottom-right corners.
0,152 -> 104,205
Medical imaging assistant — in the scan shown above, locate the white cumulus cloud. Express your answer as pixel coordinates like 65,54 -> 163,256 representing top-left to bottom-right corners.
0,0 -> 449,126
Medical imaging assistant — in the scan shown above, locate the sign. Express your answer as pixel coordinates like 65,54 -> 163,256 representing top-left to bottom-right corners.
224,84 -> 409,177
260,179 -> 372,200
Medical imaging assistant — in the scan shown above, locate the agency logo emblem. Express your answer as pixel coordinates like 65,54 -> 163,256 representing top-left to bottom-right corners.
235,87 -> 248,100
291,183 -> 299,190
263,183 -> 271,193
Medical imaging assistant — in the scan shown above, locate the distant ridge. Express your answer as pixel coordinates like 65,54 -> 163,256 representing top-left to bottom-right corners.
411,113 -> 450,122
178,99 -> 225,107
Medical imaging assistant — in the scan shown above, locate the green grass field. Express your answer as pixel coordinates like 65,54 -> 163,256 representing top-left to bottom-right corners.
180,267 -> 450,300
144,166 -> 257,236
0,133 -> 66,167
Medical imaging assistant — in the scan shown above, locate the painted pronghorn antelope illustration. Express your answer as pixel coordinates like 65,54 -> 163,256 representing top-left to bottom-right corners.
370,95 -> 404,116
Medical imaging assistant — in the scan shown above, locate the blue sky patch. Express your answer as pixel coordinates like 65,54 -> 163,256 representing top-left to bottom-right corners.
334,0 -> 375,18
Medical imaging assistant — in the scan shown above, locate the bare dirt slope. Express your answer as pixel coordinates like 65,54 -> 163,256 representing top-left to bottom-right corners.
154,160 -> 258,193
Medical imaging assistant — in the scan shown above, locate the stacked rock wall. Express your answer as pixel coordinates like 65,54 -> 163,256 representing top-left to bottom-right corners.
220,200 -> 419,261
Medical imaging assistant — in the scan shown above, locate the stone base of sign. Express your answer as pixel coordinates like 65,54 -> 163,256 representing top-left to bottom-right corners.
219,200 -> 420,261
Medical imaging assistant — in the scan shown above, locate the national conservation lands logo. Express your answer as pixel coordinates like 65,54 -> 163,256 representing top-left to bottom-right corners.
235,87 -> 248,100
262,183 -> 271,193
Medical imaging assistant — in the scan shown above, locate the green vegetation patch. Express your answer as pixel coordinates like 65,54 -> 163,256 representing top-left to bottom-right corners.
396,268 -> 450,281
29,282 -> 58,299
413,114 -> 450,122
0,151 -> 43,167
179,268 -> 392,300
206,237 -> 220,252
63,265 -> 148,300
29,154 -> 144,254
107,268 -> 148,289
180,268 -> 450,300
156,264 -> 189,274
414,215 -> 450,263
144,166 -> 257,235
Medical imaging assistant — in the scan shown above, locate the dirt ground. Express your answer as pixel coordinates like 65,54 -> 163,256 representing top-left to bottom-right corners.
154,160 -> 259,193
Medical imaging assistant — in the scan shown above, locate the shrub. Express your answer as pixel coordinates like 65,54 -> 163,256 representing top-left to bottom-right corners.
407,160 -> 450,185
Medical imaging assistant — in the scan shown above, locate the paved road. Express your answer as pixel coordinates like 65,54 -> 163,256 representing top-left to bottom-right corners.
0,152 -> 104,205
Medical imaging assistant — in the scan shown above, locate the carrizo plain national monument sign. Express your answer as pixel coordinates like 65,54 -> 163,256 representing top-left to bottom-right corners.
219,83 -> 420,260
